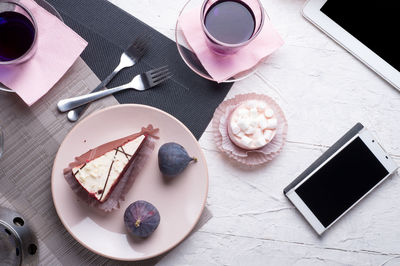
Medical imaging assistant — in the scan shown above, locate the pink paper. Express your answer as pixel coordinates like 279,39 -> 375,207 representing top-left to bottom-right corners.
179,8 -> 284,83
0,0 -> 87,106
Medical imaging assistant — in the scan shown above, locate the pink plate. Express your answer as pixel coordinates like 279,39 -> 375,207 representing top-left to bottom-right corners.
51,104 -> 209,261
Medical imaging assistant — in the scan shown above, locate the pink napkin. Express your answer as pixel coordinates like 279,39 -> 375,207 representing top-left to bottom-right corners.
179,8 -> 284,83
0,0 -> 87,106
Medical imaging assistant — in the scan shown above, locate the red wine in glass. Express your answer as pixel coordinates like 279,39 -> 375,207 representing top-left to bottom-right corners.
0,11 -> 35,62
204,0 -> 256,45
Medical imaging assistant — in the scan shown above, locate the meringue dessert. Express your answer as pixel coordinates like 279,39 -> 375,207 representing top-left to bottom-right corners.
228,100 -> 278,150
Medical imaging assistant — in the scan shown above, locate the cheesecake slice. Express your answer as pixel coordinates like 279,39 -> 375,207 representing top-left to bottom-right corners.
72,135 -> 146,203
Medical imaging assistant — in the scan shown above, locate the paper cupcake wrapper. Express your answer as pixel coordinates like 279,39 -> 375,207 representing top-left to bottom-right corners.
212,93 -> 288,166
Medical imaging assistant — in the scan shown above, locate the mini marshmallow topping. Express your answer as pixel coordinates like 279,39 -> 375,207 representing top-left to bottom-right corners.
228,100 -> 278,150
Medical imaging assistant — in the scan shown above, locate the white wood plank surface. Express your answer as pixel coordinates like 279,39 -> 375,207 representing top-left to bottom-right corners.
109,0 -> 400,265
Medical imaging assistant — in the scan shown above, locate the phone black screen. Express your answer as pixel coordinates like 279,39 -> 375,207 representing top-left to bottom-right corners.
321,1 -> 400,72
295,137 -> 388,227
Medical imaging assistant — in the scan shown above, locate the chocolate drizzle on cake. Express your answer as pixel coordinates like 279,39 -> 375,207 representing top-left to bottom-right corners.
68,125 -> 158,170
116,146 -> 132,160
99,147 -> 133,201
75,142 -> 137,202
69,128 -> 154,204
65,125 -> 158,211
99,150 -> 118,201
72,163 -> 86,175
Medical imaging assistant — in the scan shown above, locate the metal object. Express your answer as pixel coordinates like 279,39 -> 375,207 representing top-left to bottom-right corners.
0,207 -> 38,266
0,126 -> 3,159
57,66 -> 172,112
66,37 -> 148,122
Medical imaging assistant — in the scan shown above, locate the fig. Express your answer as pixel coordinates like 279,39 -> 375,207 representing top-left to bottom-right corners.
158,142 -> 197,177
124,200 -> 160,238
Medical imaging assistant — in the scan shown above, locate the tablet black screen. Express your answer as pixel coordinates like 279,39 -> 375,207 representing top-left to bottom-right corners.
295,137 -> 388,227
321,1 -> 400,72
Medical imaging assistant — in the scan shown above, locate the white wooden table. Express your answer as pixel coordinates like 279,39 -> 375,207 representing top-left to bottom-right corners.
109,0 -> 400,265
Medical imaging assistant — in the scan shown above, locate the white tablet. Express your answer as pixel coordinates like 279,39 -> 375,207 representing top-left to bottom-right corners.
302,0 -> 400,91
284,123 -> 398,235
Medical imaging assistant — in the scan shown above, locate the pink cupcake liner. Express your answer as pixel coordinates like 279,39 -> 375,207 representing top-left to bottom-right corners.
212,93 -> 288,166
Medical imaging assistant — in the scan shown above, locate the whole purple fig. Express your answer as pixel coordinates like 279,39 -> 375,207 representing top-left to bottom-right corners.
158,142 -> 197,177
124,200 -> 160,238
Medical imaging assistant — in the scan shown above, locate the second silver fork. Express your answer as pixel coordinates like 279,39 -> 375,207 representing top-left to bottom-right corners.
57,66 -> 172,113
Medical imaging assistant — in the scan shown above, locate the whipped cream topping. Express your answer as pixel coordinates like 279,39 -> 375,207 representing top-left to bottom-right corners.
228,100 -> 277,150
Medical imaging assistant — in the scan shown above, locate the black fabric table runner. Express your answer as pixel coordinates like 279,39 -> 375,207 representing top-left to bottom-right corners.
45,0 -> 233,140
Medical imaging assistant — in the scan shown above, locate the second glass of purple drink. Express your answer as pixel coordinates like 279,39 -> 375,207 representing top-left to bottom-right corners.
201,0 -> 265,55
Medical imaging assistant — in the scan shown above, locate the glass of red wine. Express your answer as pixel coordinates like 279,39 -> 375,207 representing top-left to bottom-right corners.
0,1 -> 37,65
201,0 -> 265,55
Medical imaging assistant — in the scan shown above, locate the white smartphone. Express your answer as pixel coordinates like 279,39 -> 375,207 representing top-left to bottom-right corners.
284,123 -> 398,235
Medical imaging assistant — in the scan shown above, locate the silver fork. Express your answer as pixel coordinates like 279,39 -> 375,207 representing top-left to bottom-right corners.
57,66 -> 171,112
66,36 -> 148,122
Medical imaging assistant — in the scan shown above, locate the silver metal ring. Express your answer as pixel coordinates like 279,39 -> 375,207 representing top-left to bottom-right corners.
0,207 -> 38,266
0,86 -> 15,93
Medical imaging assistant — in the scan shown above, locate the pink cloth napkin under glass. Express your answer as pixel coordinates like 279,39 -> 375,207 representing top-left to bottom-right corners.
179,8 -> 284,83
0,0 -> 87,106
